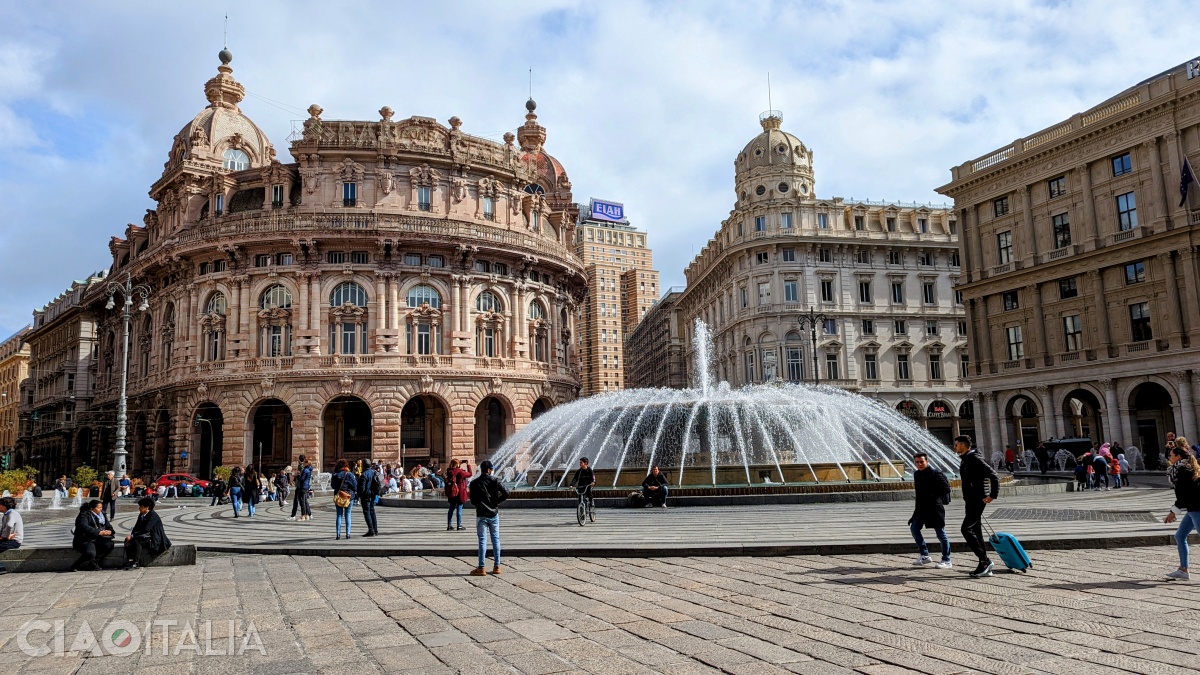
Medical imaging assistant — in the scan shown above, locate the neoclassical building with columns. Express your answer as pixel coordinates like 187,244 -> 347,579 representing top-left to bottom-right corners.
68,49 -> 586,478
939,56 -> 1200,467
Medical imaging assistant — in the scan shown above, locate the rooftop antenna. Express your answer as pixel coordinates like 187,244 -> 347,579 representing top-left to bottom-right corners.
767,72 -> 772,111
223,14 -> 228,48
529,68 -> 533,99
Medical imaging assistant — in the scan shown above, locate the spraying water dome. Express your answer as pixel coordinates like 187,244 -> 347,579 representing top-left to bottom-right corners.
492,321 -> 960,490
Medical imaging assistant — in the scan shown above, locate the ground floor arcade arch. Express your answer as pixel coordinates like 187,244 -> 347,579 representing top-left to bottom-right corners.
323,395 -> 372,471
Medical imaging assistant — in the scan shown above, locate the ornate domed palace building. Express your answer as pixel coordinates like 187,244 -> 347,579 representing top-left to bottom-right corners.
68,51 -> 586,477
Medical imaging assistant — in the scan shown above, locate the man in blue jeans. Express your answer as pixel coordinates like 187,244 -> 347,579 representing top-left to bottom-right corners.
468,460 -> 508,576
909,452 -> 953,569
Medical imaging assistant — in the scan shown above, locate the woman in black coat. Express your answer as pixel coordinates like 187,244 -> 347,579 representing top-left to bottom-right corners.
124,497 -> 171,569
72,500 -> 115,571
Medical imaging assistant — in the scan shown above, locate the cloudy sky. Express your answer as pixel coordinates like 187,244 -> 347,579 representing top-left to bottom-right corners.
0,0 -> 1196,339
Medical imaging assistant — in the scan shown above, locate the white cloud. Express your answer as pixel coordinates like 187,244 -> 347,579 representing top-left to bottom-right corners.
0,0 -> 1197,336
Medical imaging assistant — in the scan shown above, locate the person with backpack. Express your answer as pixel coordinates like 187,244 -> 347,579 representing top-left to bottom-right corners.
909,452 -> 953,569
291,457 -> 313,521
1164,443 -> 1200,580
954,434 -> 1000,578
275,468 -> 290,510
357,462 -> 381,537
468,460 -> 508,576
445,459 -> 470,531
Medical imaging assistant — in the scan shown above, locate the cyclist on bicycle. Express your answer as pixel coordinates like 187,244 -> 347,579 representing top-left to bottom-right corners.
571,457 -> 596,511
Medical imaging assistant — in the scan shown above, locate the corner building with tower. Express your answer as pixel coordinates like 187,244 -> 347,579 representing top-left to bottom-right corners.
46,50 -> 588,478
667,112 -> 970,445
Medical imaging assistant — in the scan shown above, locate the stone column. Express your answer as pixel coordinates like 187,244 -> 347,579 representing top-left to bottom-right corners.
1167,130 -> 1188,225
297,272 -> 309,332
985,392 -> 1002,460
1146,137 -> 1169,228
1037,385 -> 1059,439
966,207 -> 984,283
373,275 -> 387,353
1087,269 -> 1113,358
229,278 -> 241,342
1176,371 -> 1197,441
239,276 -> 251,335
1079,162 -> 1099,248
1029,283 -> 1048,366
1101,378 -> 1120,444
1183,247 -> 1200,345
389,273 -> 401,331
1160,252 -> 1188,344
975,297 -> 994,371
1022,184 -> 1038,262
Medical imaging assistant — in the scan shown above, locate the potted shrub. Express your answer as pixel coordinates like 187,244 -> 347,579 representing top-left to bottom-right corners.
213,465 -> 233,482
73,466 -> 98,499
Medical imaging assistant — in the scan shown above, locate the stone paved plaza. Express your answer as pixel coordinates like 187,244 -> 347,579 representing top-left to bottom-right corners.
0,546 -> 1198,674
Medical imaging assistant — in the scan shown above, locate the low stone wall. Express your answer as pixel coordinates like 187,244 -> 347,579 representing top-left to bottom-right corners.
0,545 -> 197,573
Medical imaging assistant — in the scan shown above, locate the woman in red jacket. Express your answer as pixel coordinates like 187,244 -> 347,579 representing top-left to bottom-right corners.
445,459 -> 470,531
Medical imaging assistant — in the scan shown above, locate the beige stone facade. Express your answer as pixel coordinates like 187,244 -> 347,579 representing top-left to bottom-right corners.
43,51 -> 587,479
664,113 -> 970,444
0,327 -> 30,464
624,288 -> 687,390
938,56 -> 1200,466
573,205 -> 659,394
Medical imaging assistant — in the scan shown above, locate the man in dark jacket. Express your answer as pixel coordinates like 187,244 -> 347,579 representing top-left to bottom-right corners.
72,500 -> 116,571
100,470 -> 119,521
955,435 -> 1000,578
124,497 -> 171,569
909,453 -> 952,569
641,465 -> 669,507
468,460 -> 508,576
291,458 -> 313,521
358,462 -> 380,537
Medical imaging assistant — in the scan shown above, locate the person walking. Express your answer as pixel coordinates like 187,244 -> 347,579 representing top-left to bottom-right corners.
445,459 -> 470,531
331,460 -> 357,540
954,435 -> 1000,578
1004,446 -> 1015,473
123,497 -> 170,570
1164,443 -> 1200,580
358,462 -> 380,537
909,452 -> 953,569
243,464 -> 260,517
468,460 -> 508,576
292,457 -> 313,521
101,470 -> 119,521
228,467 -> 245,517
275,467 -> 291,510
71,500 -> 115,571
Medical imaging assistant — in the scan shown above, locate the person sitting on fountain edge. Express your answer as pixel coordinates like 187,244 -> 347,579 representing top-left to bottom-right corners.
0,496 -> 24,574
642,465 -> 669,508
124,496 -> 170,570
908,453 -> 952,569
571,457 -> 596,512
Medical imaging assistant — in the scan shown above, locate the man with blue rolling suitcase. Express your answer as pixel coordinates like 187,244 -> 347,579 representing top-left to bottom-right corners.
954,435 -> 1000,578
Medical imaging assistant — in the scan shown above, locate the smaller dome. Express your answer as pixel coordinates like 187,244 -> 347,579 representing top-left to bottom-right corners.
733,111 -> 814,193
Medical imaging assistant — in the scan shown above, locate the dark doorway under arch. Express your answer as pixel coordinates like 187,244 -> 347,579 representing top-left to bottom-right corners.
400,395 -> 448,470
250,399 -> 293,475
531,398 -> 551,420
194,403 -> 224,480
474,397 -> 509,462
323,396 -> 372,470
1130,382 -> 1174,469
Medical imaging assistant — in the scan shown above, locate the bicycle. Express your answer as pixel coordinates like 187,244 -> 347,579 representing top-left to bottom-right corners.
573,486 -> 596,526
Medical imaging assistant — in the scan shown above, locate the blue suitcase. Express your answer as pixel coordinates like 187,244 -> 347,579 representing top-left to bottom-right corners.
985,519 -> 1032,572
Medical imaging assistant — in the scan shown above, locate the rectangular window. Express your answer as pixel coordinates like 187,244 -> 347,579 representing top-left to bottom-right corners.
817,213 -> 828,229
961,353 -> 970,378
483,196 -> 495,221
864,353 -> 878,380
929,354 -> 943,380
897,354 -> 911,380
475,260 -> 490,273
493,263 -> 508,276
954,289 -> 964,305
417,186 -> 432,211
1048,176 -> 1067,198
1052,213 -> 1071,249
212,260 -> 226,272
894,320 -> 907,335
926,319 -> 939,336
820,280 -> 834,303
997,231 -> 1013,264
923,283 -> 936,305
957,320 -> 968,336
854,250 -> 868,264
405,253 -> 422,266
1006,326 -> 1024,360
1063,315 -> 1083,352
272,184 -> 285,209
1002,291 -> 1019,311
826,354 -> 840,380
255,254 -> 271,267
1112,153 -> 1132,177
740,288 -> 748,308
1116,192 -> 1138,231
950,251 -> 960,267
482,327 -> 496,356
888,251 -> 901,265
744,350 -> 755,384
351,251 -> 369,264
918,218 -> 928,233
757,282 -> 769,305
755,216 -> 766,232
416,323 -> 431,355
781,212 -> 793,229
756,252 -> 769,265
1059,277 -> 1078,299
918,251 -> 932,266
823,319 -> 837,335
276,253 -> 293,266
858,281 -> 873,304
782,248 -> 796,262
854,215 -> 865,230
199,262 -> 209,275
949,220 -> 958,234
784,280 -> 798,303
786,347 -> 803,382
215,194 -> 224,216
1124,261 -> 1146,285
343,181 -> 357,207
886,217 -> 897,232
994,196 -> 1009,217
862,319 -> 875,334
891,282 -> 904,304
326,251 -> 346,264
819,248 -> 832,263
1130,302 -> 1152,341
66,374 -> 75,392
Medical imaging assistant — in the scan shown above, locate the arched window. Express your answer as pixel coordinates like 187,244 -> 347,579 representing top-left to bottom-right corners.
406,285 -> 442,309
201,293 -> 227,361
744,337 -> 756,385
528,301 -> 545,320
258,285 -> 294,357
476,290 -> 502,313
784,331 -> 803,382
207,293 -> 227,315
222,148 -> 249,171
329,282 -> 368,355
529,300 -> 549,363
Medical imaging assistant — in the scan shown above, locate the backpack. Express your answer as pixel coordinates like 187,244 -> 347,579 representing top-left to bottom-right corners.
446,472 -> 459,499
373,469 -> 386,497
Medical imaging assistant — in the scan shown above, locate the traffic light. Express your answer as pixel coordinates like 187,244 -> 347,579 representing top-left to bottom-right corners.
1,455 -> 10,471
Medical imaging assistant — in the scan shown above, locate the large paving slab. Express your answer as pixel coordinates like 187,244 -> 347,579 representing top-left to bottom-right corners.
0,547 -> 1195,673
17,487 -> 1187,557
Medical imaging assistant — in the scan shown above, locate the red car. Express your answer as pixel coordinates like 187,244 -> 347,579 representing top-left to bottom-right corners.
155,473 -> 210,490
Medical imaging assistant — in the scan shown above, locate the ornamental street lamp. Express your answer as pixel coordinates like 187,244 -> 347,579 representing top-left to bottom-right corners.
796,306 -> 828,386
105,272 -> 151,480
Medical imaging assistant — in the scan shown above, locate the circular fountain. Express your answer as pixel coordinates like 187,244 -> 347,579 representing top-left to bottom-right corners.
493,321 -> 960,491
